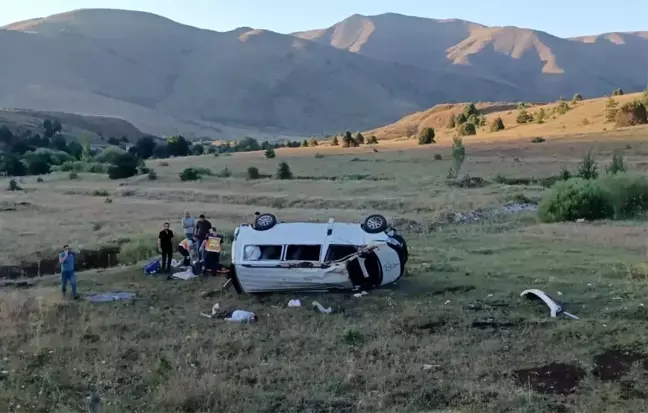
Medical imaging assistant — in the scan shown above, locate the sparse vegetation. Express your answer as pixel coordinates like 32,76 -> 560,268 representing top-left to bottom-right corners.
535,108 -> 547,124
577,150 -> 599,180
531,137 -> 546,143
354,132 -> 365,145
264,148 -> 276,159
612,88 -> 624,96
606,152 -> 626,175
331,136 -> 339,146
367,135 -> 378,144
179,167 -> 200,181
605,97 -> 619,123
489,117 -> 505,132
556,98 -> 570,115
458,122 -> 476,136
276,161 -> 293,180
516,104 -> 534,124
615,101 -> 648,127
447,137 -> 466,179
342,131 -> 359,148
217,167 -> 231,178
7,178 -> 21,191
147,169 -> 157,180
447,115 -> 456,129
572,93 -> 583,103
247,166 -> 261,179
418,127 -> 436,145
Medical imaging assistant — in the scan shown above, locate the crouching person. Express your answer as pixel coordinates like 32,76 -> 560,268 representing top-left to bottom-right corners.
201,228 -> 227,276
178,237 -> 194,267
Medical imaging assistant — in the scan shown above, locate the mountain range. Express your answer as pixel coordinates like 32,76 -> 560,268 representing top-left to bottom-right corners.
1,9 -> 646,139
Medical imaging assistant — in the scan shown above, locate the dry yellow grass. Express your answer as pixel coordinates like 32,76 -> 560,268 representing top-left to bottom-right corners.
367,92 -> 648,143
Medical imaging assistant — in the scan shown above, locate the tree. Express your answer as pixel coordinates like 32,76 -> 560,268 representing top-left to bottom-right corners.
133,136 -> 157,159
25,156 -> 51,175
43,119 -> 54,138
80,134 -> 91,161
264,148 -> 276,159
448,137 -> 466,179
331,136 -> 340,146
235,137 -> 261,152
302,139 -> 309,147
477,114 -> 487,127
455,113 -> 468,125
52,120 -> 62,134
607,151 -> 626,175
247,166 -> 261,179
0,126 -> 13,146
367,135 -> 378,144
605,97 -> 619,123
572,93 -> 583,103
342,131 -> 358,148
418,128 -> 436,145
354,132 -> 365,145
447,115 -> 456,129
615,101 -> 648,127
467,114 -> 478,125
179,168 -> 200,181
107,137 -> 121,146
642,87 -> 648,107
120,136 -> 130,143
51,135 -> 68,152
535,108 -> 547,124
463,103 -> 479,119
191,144 -> 205,156
490,117 -> 505,132
0,153 -> 26,176
612,88 -> 624,96
308,138 -> 319,147
276,162 -> 293,180
152,144 -> 170,159
516,105 -> 534,124
166,135 -> 190,157
556,98 -> 570,115
577,150 -> 598,180
108,153 -> 140,179
66,140 -> 83,160
458,122 -> 476,136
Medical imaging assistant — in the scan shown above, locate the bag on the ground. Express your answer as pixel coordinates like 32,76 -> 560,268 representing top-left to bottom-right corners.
144,259 -> 161,275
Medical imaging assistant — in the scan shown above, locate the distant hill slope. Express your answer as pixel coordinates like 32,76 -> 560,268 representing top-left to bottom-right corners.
0,9 -> 522,139
0,108 -> 148,144
366,92 -> 647,141
294,13 -> 648,99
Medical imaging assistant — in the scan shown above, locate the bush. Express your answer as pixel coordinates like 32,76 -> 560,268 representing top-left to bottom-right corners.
264,148 -> 276,159
489,117 -> 505,132
193,167 -> 213,176
458,122 -> 476,136
615,101 -> 648,127
599,174 -> 648,219
516,106 -> 533,124
7,178 -> 21,191
247,166 -> 261,179
342,131 -> 359,148
605,98 -> 619,122
455,113 -> 467,125
94,146 -> 126,164
577,150 -> 598,180
354,133 -> 365,145
217,167 -> 231,178
93,189 -> 110,196
447,137 -> 466,179
276,162 -> 293,180
107,153 -> 139,180
179,168 -> 200,181
607,152 -> 626,175
418,128 -> 436,145
36,176 -> 44,183
538,178 -> 613,222
613,88 -> 624,96
331,137 -> 339,146
367,136 -> 378,144
556,98 -> 570,115
434,154 -> 443,160
535,108 -> 547,124
531,137 -> 546,143
68,171 -> 79,180
572,93 -> 583,102
147,170 -> 157,180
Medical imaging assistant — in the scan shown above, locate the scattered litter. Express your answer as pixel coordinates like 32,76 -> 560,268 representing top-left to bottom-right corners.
0,369 -> 8,379
520,289 -> 579,319
171,268 -> 197,280
287,299 -> 301,308
200,303 -> 221,319
312,301 -> 332,314
576,218 -> 586,223
226,310 -> 258,323
444,300 -> 451,305
353,291 -> 369,298
171,259 -> 182,268
85,292 -> 137,303
422,364 -> 440,370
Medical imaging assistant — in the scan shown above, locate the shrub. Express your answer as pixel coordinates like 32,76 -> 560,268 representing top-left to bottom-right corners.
463,103 -> 479,119
447,137 -> 466,179
572,93 -> 583,102
147,170 -> 157,180
538,178 -> 613,222
68,171 -> 79,180
367,136 -> 378,144
194,167 -> 214,176
599,174 -> 648,219
556,98 -> 570,115
247,166 -> 261,179
7,178 -> 21,191
455,113 -> 467,125
605,98 -> 619,122
489,117 -> 505,132
264,148 -> 276,159
36,176 -> 44,183
94,146 -> 126,164
535,108 -> 547,124
331,136 -> 339,146
159,161 -> 169,167
301,139 -> 309,147
107,153 -> 139,180
458,122 -> 476,136
179,168 -> 200,181
418,127 -> 436,145
276,162 -> 293,180
577,150 -> 598,180
217,167 -> 231,178
314,153 -> 324,159
612,88 -> 624,96
354,133 -> 365,145
342,131 -> 359,148
516,106 -> 533,124
308,138 -> 319,147
92,189 -> 110,196
615,101 -> 648,127
434,154 -> 443,160
531,137 -> 546,143
559,167 -> 572,181
606,152 -> 626,175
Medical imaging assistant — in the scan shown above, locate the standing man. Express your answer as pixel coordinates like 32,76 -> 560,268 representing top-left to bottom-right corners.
158,222 -> 174,272
59,244 -> 78,299
194,214 -> 212,258
181,211 -> 195,242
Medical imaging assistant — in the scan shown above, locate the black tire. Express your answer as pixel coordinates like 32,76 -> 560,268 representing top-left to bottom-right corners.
254,213 -> 277,231
362,214 -> 388,234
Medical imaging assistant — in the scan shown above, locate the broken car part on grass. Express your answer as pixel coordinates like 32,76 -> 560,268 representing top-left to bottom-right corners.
521,289 -> 579,319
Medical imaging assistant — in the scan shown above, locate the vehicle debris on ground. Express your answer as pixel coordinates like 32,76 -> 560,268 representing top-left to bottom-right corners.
521,289 -> 579,319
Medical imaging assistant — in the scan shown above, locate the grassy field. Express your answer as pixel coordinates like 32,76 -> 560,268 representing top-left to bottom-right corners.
1,130 -> 648,412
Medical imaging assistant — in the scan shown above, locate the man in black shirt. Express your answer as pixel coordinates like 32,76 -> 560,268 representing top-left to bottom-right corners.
158,222 -> 174,272
194,215 -> 212,261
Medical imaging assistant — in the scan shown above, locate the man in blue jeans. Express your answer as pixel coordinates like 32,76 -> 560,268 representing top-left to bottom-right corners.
59,244 -> 79,299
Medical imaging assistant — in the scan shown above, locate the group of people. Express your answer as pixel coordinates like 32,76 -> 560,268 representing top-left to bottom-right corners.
157,211 -> 228,276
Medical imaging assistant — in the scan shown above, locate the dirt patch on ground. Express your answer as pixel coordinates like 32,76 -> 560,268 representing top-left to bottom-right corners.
513,363 -> 585,395
593,349 -> 648,381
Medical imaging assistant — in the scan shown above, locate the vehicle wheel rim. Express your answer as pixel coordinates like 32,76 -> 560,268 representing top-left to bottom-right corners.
258,215 -> 273,227
366,216 -> 384,230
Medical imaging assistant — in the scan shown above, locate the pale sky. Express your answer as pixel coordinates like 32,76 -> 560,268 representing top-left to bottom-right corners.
1,0 -> 646,38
